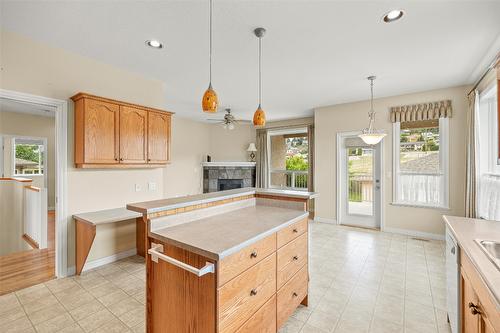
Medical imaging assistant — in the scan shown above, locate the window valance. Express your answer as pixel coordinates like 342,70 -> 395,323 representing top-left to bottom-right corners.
390,100 -> 452,123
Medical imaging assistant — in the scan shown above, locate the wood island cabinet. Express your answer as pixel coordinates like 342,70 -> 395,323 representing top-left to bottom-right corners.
71,93 -> 173,168
460,250 -> 500,333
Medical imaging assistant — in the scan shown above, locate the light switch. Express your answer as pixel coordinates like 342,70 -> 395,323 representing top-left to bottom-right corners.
135,184 -> 141,192
148,182 -> 157,191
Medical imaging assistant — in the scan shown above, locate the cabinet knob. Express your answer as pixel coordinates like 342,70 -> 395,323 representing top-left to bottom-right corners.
468,302 -> 481,315
293,255 -> 299,261
120,158 -> 124,161
250,289 -> 258,296
148,158 -> 151,162
115,158 -> 118,161
292,292 -> 298,297
293,228 -> 298,233
250,251 -> 258,258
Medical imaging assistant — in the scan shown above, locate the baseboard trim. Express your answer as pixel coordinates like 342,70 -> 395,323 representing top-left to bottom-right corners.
383,227 -> 445,241
67,248 -> 137,276
313,216 -> 337,224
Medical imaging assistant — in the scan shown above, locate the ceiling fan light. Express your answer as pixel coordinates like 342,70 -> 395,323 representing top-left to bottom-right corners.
202,85 -> 218,113
228,123 -> 235,130
253,106 -> 266,127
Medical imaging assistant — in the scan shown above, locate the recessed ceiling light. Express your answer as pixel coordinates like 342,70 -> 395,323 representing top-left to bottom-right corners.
145,40 -> 163,49
383,10 -> 404,23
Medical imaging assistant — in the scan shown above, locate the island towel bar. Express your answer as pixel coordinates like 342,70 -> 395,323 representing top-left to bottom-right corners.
148,243 -> 215,277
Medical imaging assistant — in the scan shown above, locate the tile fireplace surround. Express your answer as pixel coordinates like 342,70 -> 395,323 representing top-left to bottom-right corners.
202,162 -> 256,193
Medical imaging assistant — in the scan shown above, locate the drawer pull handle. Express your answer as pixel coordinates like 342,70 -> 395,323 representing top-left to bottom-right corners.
293,228 -> 298,233
293,255 -> 299,261
250,289 -> 258,296
292,292 -> 298,297
250,251 -> 258,258
468,302 -> 481,315
148,243 -> 214,277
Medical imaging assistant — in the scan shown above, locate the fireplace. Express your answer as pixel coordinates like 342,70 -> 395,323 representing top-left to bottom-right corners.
202,162 -> 256,193
218,179 -> 244,191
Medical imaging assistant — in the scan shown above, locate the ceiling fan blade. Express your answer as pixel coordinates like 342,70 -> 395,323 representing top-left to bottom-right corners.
235,120 -> 252,123
206,119 -> 224,121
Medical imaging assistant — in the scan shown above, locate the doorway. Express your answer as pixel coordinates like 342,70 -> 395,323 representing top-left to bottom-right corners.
337,132 -> 383,229
0,89 -> 68,294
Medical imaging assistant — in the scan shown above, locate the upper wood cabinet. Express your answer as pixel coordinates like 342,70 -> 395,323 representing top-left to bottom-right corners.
72,93 -> 173,168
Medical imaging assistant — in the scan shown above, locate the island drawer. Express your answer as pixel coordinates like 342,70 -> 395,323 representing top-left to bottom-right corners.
218,234 -> 276,287
277,265 -> 308,329
277,217 -> 308,248
277,232 -> 308,289
218,253 -> 277,333
234,295 -> 276,333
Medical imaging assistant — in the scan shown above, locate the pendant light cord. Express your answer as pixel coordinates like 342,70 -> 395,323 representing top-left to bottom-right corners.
368,77 -> 375,131
258,36 -> 262,107
209,0 -> 213,86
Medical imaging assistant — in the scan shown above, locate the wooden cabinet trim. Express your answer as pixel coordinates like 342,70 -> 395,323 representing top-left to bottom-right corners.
71,92 -> 174,115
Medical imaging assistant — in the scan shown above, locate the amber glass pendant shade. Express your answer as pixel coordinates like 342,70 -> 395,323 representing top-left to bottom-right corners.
202,85 -> 218,113
253,105 -> 266,126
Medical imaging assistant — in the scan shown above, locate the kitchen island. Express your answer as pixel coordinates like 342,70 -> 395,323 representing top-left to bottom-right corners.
127,188 -> 317,333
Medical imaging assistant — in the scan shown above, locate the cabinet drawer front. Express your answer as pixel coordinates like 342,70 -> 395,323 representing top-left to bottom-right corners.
277,233 -> 308,289
219,234 -> 276,287
277,218 -> 308,248
218,253 -> 276,333
277,265 -> 308,329
235,295 -> 276,333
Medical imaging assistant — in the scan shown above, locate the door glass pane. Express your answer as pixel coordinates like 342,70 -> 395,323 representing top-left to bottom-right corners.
347,147 -> 373,216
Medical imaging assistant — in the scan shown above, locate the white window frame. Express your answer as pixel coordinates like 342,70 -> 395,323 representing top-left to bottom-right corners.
392,118 -> 449,209
12,136 -> 48,179
267,127 -> 309,191
478,85 -> 500,175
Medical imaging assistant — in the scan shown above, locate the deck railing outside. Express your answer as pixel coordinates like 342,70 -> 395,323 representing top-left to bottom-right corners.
270,170 -> 308,190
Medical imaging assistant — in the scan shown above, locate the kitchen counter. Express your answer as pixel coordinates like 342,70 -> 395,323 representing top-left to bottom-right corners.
127,187 -> 318,215
150,205 -> 308,260
443,215 -> 500,308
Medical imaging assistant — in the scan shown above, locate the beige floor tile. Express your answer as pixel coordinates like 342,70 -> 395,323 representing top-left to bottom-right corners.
87,282 -> 120,299
0,315 -> 33,333
22,294 -> 60,314
28,302 -> 67,325
16,284 -> 52,304
278,316 -> 304,333
69,299 -> 105,321
305,309 -> 340,332
300,323 -> 329,333
58,323 -> 85,332
91,317 -> 130,332
45,277 -> 80,294
98,290 -> 130,307
107,297 -> 142,317
370,317 -> 403,333
131,321 -> 145,333
34,313 -> 75,333
0,306 -> 26,327
118,307 -> 144,328
77,308 -> 116,332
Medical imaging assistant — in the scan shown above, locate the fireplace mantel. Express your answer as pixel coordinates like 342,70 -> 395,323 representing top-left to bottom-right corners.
201,162 -> 256,167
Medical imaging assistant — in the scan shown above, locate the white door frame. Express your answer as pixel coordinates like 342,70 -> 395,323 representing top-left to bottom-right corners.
0,89 -> 68,277
336,131 -> 385,230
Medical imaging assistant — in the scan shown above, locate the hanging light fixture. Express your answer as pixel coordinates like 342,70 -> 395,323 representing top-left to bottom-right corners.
253,27 -> 266,127
202,0 -> 218,113
359,76 -> 387,145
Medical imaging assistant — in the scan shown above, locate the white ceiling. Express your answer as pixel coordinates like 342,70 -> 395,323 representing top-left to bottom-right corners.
0,98 -> 56,117
1,0 -> 499,121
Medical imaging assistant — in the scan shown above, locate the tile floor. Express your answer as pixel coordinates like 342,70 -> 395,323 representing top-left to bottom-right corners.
0,222 -> 451,333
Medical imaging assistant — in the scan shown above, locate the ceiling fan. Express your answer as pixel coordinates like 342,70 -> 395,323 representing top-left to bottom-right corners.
206,108 -> 251,130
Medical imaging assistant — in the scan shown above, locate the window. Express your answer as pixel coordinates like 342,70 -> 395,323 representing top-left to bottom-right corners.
268,128 -> 309,190
478,85 -> 499,175
13,138 -> 45,176
393,118 -> 449,208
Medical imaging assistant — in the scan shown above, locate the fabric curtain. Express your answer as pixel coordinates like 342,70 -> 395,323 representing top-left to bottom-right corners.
307,125 -> 314,192
465,90 -> 480,218
255,129 -> 268,188
390,100 -> 452,123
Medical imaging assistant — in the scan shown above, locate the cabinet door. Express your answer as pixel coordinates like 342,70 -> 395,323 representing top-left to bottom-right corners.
462,272 -> 480,333
147,111 -> 170,163
480,315 -> 496,333
119,106 -> 147,164
84,99 -> 119,164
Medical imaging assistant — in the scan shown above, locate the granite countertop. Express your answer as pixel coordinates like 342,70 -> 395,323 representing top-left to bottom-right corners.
127,187 -> 318,214
443,215 -> 500,308
150,205 -> 309,260
73,207 -> 142,225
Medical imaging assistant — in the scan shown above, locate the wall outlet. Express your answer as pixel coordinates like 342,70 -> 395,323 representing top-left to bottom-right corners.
148,182 -> 157,191
135,184 -> 141,192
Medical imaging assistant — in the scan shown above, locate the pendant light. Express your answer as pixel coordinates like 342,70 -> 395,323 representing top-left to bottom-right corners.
202,0 -> 218,113
253,27 -> 266,127
359,76 -> 386,145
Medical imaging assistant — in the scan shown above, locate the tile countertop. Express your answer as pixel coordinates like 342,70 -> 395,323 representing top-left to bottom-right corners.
150,205 -> 309,261
127,187 -> 319,215
443,215 -> 500,308
73,207 -> 142,225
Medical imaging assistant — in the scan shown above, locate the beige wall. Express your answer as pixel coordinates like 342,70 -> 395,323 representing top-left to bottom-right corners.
0,30 -> 211,267
314,85 -> 469,237
208,124 -> 255,162
0,111 -> 56,207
